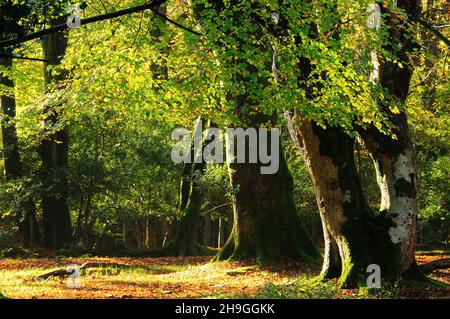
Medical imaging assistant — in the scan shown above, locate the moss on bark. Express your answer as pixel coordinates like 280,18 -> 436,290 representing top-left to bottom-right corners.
214,147 -> 320,265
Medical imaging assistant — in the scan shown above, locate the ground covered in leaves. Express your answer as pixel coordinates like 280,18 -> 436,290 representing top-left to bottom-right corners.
0,252 -> 448,299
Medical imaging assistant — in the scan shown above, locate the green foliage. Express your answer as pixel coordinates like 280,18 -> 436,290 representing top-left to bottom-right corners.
197,163 -> 232,221
256,277 -> 413,299
0,0 -> 448,253
418,155 -> 450,219
406,0 -> 449,230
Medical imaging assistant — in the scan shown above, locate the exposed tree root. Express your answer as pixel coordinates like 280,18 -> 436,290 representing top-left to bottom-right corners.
420,258 -> 450,274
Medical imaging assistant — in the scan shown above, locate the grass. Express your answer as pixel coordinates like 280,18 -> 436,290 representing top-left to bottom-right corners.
0,257 -> 291,299
250,276 -> 450,299
0,253 -> 448,299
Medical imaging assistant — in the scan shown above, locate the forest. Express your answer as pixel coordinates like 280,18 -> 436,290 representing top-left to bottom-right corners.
0,0 -> 449,300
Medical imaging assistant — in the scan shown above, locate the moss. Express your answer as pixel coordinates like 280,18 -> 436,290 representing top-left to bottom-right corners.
335,237 -> 369,288
213,149 -> 319,266
212,234 -> 235,262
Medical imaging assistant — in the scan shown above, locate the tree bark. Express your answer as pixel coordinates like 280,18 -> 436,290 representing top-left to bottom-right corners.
358,0 -> 422,279
38,17 -> 72,249
217,217 -> 224,248
214,115 -> 319,264
359,118 -> 420,278
286,117 -> 372,286
1,56 -> 40,247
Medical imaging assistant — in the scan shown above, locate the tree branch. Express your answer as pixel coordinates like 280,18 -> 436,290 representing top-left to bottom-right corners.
150,8 -> 202,36
0,54 -> 47,62
201,202 -> 232,216
0,0 -> 202,49
416,17 -> 450,48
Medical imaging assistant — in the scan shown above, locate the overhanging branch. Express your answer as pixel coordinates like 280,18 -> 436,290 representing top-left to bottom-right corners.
416,17 -> 450,48
0,0 -> 200,49
0,54 -> 47,62
150,8 -> 201,36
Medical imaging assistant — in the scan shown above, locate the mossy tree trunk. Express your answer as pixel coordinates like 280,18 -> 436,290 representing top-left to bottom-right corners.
170,118 -> 208,256
39,17 -> 72,249
206,2 -> 318,264
1,56 -> 40,247
215,135 -> 320,264
286,117 -> 372,286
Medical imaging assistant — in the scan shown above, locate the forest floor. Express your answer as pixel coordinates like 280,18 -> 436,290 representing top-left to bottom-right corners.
0,251 -> 449,299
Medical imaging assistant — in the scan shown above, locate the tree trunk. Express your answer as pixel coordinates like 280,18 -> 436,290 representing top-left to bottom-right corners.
358,0 -> 422,279
214,125 -> 319,264
203,213 -> 212,247
217,218 -> 224,248
122,221 -> 128,248
39,18 -> 72,249
135,219 -> 142,250
286,117 -> 372,286
169,118 -> 207,256
0,56 -> 40,247
360,116 -> 419,278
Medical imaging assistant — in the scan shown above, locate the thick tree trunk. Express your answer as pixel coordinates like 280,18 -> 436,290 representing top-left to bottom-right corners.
358,0 -> 422,279
286,117 -> 372,286
39,19 -> 72,249
360,116 -> 420,278
214,126 -> 319,264
1,56 -> 40,247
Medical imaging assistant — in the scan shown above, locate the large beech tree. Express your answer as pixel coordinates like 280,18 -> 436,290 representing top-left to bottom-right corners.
286,0 -> 424,286
190,0 -> 320,263
286,118 -> 372,285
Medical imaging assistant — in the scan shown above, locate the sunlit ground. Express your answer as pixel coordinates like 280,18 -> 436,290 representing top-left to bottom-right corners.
0,253 -> 448,299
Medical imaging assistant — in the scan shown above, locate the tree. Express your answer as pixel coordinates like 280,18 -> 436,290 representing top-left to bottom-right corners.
192,1 -> 320,264
0,0 -> 40,247
280,0 -> 375,286
170,117 -> 208,256
358,0 -> 423,279
38,5 -> 72,248
287,118 -> 373,285
285,0 -> 426,285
